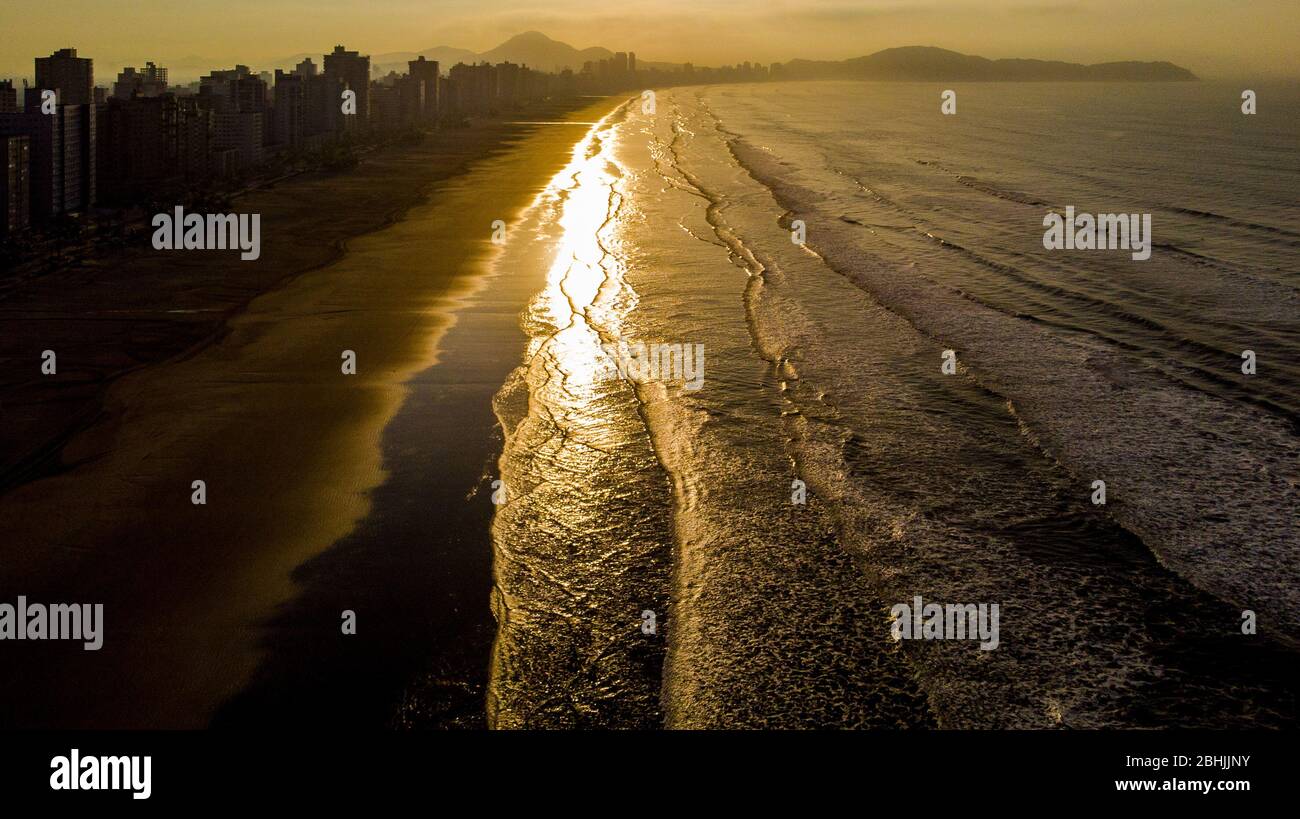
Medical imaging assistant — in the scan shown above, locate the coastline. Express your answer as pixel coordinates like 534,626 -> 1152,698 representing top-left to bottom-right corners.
0,102 -> 592,493
0,96 -> 628,728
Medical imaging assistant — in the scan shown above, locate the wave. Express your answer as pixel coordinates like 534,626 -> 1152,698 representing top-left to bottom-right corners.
487,103 -> 674,728
488,84 -> 1300,728
1165,205 -> 1300,243
639,90 -> 1297,727
723,130 -> 1300,652
914,158 -> 1059,209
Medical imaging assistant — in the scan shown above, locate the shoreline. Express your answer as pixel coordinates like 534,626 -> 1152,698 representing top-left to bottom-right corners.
0,100 -> 593,495
0,96 -> 628,728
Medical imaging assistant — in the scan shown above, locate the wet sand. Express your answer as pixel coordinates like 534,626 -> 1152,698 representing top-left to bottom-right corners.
0,119 -> 567,493
0,97 -> 625,728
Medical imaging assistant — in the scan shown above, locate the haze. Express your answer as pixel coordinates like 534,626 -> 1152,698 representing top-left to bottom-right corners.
1,0 -> 1297,80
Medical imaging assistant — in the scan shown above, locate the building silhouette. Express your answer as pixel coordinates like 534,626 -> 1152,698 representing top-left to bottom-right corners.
0,39 -> 774,242
113,63 -> 169,100
0,87 -> 95,221
1,135 -> 31,236
199,67 -> 267,172
0,81 -> 18,114
272,70 -> 306,148
323,45 -> 370,129
35,48 -> 94,107
407,57 -> 440,123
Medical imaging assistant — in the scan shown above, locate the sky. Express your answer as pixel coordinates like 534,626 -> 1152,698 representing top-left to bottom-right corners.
1,0 -> 1297,80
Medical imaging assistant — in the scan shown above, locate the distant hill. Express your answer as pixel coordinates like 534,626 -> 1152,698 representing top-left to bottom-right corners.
476,31 -> 613,73
236,39 -> 1197,85
780,46 -> 1197,81
367,31 -> 614,77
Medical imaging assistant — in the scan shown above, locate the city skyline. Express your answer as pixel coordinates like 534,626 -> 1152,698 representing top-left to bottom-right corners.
1,0 -> 1298,81
0,29 -> 1215,242
0,40 -> 673,240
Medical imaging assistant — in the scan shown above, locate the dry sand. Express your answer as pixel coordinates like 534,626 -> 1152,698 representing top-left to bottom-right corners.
0,97 -> 625,728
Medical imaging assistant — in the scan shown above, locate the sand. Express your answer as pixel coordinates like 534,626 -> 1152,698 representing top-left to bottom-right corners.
0,97 -> 625,728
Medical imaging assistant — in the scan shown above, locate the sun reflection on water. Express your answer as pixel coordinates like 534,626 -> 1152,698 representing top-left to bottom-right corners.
527,112 -> 636,412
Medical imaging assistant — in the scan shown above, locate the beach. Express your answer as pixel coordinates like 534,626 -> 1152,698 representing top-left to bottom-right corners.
0,96 -> 626,728
1,79 -> 1296,730
486,81 -> 1300,728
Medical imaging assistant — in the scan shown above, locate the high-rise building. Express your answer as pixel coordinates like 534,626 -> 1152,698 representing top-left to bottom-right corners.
174,96 -> 211,184
230,75 -> 268,115
323,45 -> 371,129
448,62 -> 495,115
35,48 -> 94,106
113,62 -> 168,99
0,95 -> 61,220
97,94 -> 176,204
273,70 -> 305,148
288,57 -> 340,140
212,110 -> 262,172
198,67 -> 269,158
628,52 -> 636,73
302,73 -> 342,139
198,65 -> 251,108
393,74 -> 423,127
0,80 -> 18,114
0,88 -> 94,220
496,62 -> 522,107
407,57 -> 439,122
437,76 -> 454,118
62,98 -> 93,214
1,135 -> 31,236
370,80 -> 402,131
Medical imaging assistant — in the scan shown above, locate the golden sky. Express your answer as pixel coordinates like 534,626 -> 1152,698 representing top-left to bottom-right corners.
1,0 -> 1296,80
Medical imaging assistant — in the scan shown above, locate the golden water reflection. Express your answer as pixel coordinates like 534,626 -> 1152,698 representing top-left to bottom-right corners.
528,113 -> 636,420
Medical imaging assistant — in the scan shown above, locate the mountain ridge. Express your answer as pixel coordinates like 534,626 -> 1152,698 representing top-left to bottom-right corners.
784,45 -> 1197,81
239,35 -> 1200,83
368,35 -> 1196,82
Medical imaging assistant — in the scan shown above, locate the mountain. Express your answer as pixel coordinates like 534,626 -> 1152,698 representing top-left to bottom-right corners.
367,32 -> 611,77
240,39 -> 1197,85
779,46 -> 1197,81
476,31 -> 613,73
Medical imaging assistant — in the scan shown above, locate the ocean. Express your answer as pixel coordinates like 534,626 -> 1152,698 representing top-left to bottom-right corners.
488,81 -> 1300,728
